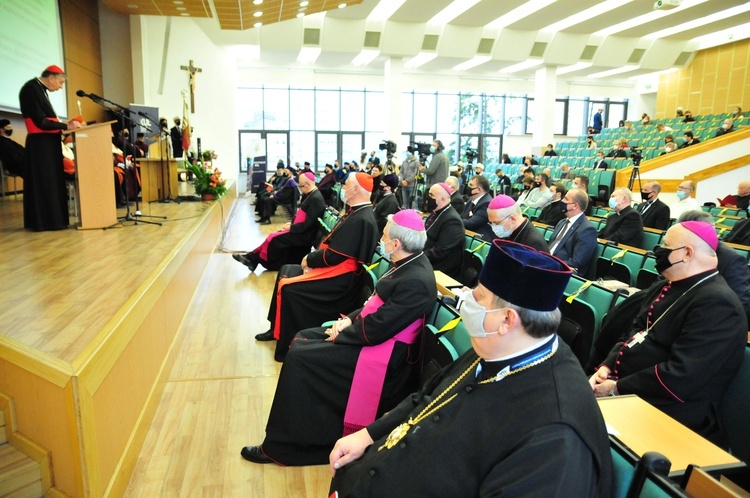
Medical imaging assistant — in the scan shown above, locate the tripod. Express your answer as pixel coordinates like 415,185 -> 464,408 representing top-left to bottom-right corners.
627,165 -> 642,193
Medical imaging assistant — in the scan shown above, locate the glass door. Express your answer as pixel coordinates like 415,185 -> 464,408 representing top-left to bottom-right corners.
239,131 -> 262,173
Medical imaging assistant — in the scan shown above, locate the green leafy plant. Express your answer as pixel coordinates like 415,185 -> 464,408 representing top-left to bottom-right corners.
187,159 -> 227,198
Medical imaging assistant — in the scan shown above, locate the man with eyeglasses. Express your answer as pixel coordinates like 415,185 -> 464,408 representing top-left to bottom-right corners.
478,195 -> 548,252
636,181 -> 670,230
19,65 -> 81,231
669,180 -> 700,220
591,221 -> 746,444
548,188 -> 598,275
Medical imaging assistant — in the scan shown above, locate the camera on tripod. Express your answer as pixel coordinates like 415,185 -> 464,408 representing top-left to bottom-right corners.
465,147 -> 478,163
379,140 -> 397,155
630,147 -> 643,168
408,142 -> 432,165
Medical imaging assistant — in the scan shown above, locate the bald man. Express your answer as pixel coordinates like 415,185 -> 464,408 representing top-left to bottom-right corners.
598,188 -> 643,248
444,176 -> 465,214
636,181 -> 670,230
669,180 -> 700,220
424,183 -> 464,279
724,180 -> 750,213
591,221 -> 746,443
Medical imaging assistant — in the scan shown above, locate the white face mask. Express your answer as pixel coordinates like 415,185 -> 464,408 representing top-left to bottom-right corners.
460,291 -> 505,338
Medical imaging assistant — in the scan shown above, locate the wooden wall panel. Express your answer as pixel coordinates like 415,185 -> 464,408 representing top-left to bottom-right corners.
657,39 -> 750,118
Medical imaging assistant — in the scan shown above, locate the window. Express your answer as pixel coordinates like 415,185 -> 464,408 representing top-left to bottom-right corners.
365,91 -> 385,132
413,93 -> 437,133
460,93 -> 482,134
263,88 -> 289,130
290,89 -> 314,130
316,90 -> 340,130
341,91 -> 365,131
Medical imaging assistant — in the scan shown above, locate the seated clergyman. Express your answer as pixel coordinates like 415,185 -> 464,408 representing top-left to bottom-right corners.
328,240 -> 612,497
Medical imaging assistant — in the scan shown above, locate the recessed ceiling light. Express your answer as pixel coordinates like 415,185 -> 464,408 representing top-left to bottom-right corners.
176,7 -> 186,11
300,1 -> 309,5
253,0 -> 262,3
297,12 -> 304,17
339,3 -> 347,8
180,13 -> 190,16
254,22 -> 262,27
254,11 -> 262,17
172,0 -> 183,4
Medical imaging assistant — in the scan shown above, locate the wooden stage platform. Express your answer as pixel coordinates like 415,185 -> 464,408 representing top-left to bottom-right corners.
0,184 -> 236,497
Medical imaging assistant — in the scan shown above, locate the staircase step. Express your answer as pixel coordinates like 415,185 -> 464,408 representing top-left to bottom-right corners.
0,444 -> 41,498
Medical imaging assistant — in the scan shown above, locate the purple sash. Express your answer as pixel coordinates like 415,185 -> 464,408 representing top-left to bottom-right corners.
342,294 -> 424,436
258,209 -> 307,260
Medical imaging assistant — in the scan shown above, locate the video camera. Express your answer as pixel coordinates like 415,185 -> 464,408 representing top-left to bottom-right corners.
379,140 -> 397,155
407,141 -> 432,166
465,147 -> 478,163
630,147 -> 643,167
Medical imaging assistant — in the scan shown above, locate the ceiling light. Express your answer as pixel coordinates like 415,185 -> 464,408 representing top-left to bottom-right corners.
351,49 -> 380,66
172,0 -> 183,4
452,56 -> 491,71
297,13 -> 304,17
404,52 -> 438,69
595,0 -> 707,37
486,0 -> 557,30
254,22 -> 262,27
254,11 -> 262,17
300,1 -> 309,5
541,0 -> 633,34
428,0 -> 481,27
499,59 -> 543,74
253,0 -> 262,4
339,3 -> 347,8
587,65 -> 639,79
645,3 -> 750,40
180,13 -> 190,16
297,46 -> 321,64
556,62 -> 593,75
176,7 -> 186,11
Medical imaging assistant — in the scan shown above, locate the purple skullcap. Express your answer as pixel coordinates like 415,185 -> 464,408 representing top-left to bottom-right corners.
679,221 -> 718,251
437,182 -> 452,195
488,195 -> 515,210
302,171 -> 315,182
479,240 -> 572,312
391,210 -> 425,231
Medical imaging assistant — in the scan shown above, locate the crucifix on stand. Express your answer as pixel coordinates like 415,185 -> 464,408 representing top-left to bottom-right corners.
180,59 -> 202,113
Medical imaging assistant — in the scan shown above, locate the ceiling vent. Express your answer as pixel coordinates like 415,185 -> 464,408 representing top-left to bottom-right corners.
628,48 -> 646,64
477,38 -> 494,55
580,45 -> 598,61
530,42 -> 547,58
303,28 -> 321,46
422,34 -> 439,51
364,31 -> 381,48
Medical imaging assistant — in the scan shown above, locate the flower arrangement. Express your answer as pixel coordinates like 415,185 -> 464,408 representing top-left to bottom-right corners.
202,150 -> 218,162
187,159 -> 227,199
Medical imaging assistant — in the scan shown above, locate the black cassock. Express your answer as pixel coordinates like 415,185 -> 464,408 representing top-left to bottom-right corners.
602,270 -> 747,443
247,188 -> 327,270
267,203 -> 378,361
331,338 -> 612,497
424,204 -> 464,279
260,252 -> 436,465
19,78 -> 69,231
373,193 -> 400,235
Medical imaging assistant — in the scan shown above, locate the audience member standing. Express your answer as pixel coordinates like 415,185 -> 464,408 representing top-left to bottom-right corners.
398,151 -> 418,208
170,117 -> 183,158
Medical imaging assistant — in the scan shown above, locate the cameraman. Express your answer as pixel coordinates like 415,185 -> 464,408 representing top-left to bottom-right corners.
399,150 -> 419,209
418,140 -> 449,192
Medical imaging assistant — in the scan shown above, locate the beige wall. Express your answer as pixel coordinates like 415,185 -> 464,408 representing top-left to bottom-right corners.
656,38 -> 750,119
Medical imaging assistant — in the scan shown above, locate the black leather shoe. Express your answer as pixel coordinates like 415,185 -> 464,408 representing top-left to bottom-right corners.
255,330 -> 275,341
240,445 -> 273,464
232,253 -> 258,271
261,218 -> 271,225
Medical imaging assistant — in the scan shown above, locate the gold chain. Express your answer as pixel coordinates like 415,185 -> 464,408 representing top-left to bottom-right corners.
378,346 -> 557,451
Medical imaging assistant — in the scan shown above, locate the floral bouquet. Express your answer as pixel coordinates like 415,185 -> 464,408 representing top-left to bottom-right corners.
187,160 -> 227,198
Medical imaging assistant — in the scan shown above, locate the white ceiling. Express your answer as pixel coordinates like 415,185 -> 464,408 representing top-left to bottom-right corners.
167,0 -> 750,81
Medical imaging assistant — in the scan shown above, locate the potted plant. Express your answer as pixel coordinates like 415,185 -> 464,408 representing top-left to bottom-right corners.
187,155 -> 227,200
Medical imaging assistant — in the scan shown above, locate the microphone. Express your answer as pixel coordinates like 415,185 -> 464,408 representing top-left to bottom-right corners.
76,89 -> 88,97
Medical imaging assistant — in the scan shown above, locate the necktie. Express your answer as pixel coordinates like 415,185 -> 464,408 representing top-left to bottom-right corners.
640,202 -> 651,216
550,220 -> 571,254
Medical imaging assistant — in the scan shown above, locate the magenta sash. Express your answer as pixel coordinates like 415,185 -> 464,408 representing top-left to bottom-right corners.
257,209 -> 308,260
342,294 -> 424,436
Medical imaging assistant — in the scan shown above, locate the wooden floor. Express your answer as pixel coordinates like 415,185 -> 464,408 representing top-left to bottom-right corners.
122,196 -> 332,497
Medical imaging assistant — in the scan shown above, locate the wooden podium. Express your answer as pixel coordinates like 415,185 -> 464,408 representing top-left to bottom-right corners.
139,158 -> 179,202
70,121 -> 117,229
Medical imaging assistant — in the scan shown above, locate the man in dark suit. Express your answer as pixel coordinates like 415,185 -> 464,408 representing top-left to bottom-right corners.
592,151 -> 608,170
598,187 -> 643,248
424,183 -> 464,279
679,131 -> 700,148
445,176 -> 465,215
477,195 -> 548,252
548,188 -> 598,275
537,183 -> 567,227
170,117 -> 183,158
461,175 -> 491,232
637,181 -> 671,230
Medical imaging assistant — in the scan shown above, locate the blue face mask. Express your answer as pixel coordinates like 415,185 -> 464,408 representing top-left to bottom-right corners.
608,197 -> 618,209
379,239 -> 396,261
676,190 -> 687,200
490,216 -> 512,239
430,145 -> 436,154
340,188 -> 350,205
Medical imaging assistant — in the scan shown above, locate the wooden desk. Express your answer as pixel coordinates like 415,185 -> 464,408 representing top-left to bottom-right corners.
598,395 -> 743,476
435,271 -> 462,298
139,158 -> 179,202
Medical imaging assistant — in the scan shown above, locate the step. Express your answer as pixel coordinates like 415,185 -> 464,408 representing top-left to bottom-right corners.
0,444 -> 42,498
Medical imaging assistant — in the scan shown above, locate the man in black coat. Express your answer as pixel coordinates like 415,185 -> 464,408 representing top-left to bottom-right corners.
170,117 -> 183,158
461,174 -> 492,232
424,183 -> 464,280
234,172 -> 326,272
329,240 -> 612,497
373,174 -> 400,235
591,221 -> 746,444
637,181 -> 671,230
444,176 -> 465,214
537,183 -> 567,227
477,195 -> 548,252
0,119 -> 25,178
598,188 -> 643,248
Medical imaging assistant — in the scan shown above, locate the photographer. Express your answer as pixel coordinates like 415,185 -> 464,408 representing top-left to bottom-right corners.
418,140 -> 449,192
399,151 -> 418,209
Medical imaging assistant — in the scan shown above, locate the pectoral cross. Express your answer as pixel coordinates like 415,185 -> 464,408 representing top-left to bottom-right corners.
180,59 -> 202,113
626,330 -> 648,348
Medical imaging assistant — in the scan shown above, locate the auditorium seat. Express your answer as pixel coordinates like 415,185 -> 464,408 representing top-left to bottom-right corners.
720,345 -> 750,465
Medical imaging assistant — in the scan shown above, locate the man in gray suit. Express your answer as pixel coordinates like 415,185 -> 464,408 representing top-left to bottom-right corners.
548,188 -> 598,275
419,139 -> 449,189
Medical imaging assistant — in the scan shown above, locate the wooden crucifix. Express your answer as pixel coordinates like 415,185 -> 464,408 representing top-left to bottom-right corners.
180,59 -> 202,113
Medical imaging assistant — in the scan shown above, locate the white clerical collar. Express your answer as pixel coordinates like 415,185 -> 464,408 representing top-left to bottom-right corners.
484,334 -> 556,362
